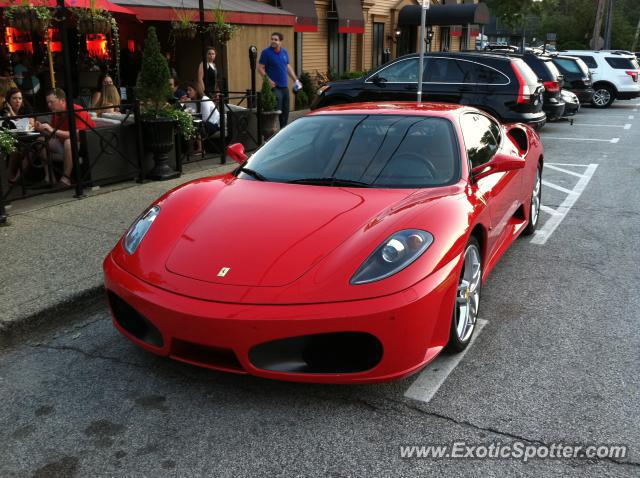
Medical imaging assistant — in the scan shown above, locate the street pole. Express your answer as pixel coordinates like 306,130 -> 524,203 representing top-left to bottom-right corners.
56,0 -> 83,198
199,0 -> 207,85
417,0 -> 429,104
632,17 -> 640,52
604,0 -> 615,50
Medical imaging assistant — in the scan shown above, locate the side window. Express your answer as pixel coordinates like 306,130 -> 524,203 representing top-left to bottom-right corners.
425,58 -> 474,83
576,55 -> 598,69
460,114 -> 499,169
372,58 -> 420,82
474,63 -> 508,84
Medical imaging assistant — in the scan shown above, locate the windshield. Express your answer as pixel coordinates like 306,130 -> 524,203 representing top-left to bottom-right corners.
238,115 -> 461,188
553,58 -> 582,75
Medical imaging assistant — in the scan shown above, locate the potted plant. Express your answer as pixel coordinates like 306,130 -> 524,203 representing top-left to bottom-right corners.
136,27 -> 194,180
72,0 -> 112,35
209,1 -> 238,46
171,8 -> 197,40
260,75 -> 281,139
4,0 -> 52,33
0,128 -> 17,211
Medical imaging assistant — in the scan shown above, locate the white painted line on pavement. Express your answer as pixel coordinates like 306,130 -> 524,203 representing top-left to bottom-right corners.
569,123 -> 627,128
531,164 -> 599,245
624,124 -> 631,130
404,319 -> 488,403
542,180 -> 578,195
542,136 -> 618,143
544,164 -> 586,178
629,115 -> 635,120
540,205 -> 562,216
546,162 -> 593,167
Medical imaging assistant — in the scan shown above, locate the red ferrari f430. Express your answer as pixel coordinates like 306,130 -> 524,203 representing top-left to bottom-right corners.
103,103 -> 543,383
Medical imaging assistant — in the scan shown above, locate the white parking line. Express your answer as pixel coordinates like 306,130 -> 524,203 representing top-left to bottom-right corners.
540,205 -> 562,216
624,124 -> 632,130
531,164 -> 599,245
404,320 -> 488,403
544,164 -> 587,178
570,123 -> 628,128
546,162 -> 593,167
542,136 -> 619,143
629,115 -> 635,120
542,180 -> 578,195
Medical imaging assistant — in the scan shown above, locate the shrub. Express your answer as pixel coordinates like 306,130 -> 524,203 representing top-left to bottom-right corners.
260,75 -> 277,112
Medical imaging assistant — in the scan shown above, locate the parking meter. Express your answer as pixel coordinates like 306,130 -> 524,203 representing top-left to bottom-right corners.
249,45 -> 258,107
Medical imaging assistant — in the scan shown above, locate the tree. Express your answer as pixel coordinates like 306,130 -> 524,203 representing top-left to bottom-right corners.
136,26 -> 171,114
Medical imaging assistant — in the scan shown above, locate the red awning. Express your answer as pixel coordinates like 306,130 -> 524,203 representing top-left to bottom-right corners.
279,0 -> 318,33
335,0 -> 364,34
0,0 -> 136,16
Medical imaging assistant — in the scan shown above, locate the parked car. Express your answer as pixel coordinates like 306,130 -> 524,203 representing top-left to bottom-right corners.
311,52 -> 547,129
560,50 -> 640,107
550,54 -> 594,104
104,102 -> 544,383
560,89 -> 580,118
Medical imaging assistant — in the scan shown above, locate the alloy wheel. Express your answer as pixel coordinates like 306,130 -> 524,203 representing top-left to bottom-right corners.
593,88 -> 611,107
454,243 -> 482,343
530,167 -> 541,227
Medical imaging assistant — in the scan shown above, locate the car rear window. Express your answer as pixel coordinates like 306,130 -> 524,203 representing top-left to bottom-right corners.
575,55 -> 598,68
512,59 -> 539,86
543,60 -> 562,79
553,58 -> 582,74
605,57 -> 639,69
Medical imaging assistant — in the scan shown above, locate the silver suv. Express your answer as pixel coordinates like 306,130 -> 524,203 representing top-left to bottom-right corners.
561,50 -> 640,108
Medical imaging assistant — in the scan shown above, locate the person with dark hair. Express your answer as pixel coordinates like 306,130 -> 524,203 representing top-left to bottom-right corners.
197,47 -> 218,98
184,81 -> 219,152
169,75 -> 187,102
258,32 -> 301,128
4,87 -> 35,184
35,88 -> 95,186
91,73 -> 115,108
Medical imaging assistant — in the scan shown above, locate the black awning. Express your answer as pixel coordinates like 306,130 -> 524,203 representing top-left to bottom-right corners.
335,0 -> 365,34
279,0 -> 318,32
398,2 -> 490,27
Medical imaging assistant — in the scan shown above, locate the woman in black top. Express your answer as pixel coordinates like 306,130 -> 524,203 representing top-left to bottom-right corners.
4,87 -> 35,184
197,47 -> 218,98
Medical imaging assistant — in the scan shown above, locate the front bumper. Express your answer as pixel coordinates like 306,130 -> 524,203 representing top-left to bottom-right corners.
543,99 -> 566,122
103,254 -> 460,384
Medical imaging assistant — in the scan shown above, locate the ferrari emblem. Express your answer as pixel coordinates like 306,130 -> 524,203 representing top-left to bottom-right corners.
217,267 -> 231,277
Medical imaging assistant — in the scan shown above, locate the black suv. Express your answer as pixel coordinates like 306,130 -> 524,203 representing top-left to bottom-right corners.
311,52 -> 547,128
550,55 -> 594,104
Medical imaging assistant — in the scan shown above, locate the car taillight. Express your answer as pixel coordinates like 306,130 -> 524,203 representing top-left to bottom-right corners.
625,71 -> 638,82
511,63 -> 532,104
543,81 -> 561,93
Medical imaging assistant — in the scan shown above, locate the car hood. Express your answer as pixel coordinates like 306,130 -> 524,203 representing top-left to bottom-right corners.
165,179 -> 414,287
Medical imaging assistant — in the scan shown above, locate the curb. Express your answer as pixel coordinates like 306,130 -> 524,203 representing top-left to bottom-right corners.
0,286 -> 107,348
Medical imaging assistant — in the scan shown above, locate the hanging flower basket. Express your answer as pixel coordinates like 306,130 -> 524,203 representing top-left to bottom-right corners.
171,22 -> 198,40
4,5 -> 52,33
77,14 -> 112,35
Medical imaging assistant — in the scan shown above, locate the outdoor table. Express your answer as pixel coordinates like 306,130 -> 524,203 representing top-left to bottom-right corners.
9,130 -> 51,194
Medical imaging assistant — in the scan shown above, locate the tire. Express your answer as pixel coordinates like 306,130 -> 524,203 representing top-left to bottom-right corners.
522,164 -> 542,236
445,237 -> 482,354
591,84 -> 615,108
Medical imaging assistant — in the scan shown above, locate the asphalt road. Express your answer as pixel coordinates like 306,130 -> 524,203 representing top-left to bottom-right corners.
1,102 -> 639,477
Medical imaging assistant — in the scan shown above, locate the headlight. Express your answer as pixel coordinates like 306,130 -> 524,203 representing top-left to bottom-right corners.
351,229 -> 433,285
123,205 -> 160,255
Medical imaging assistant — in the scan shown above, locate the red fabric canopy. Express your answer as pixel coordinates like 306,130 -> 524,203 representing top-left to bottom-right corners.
0,0 -> 136,16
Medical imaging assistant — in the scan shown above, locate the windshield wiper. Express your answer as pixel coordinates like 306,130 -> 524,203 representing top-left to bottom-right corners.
238,167 -> 268,182
287,177 -> 370,187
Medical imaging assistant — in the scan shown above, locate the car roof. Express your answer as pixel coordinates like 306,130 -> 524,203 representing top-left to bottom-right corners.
396,51 -> 513,62
308,102 -> 472,119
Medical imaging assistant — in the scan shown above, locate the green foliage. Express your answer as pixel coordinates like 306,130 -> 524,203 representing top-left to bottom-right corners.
4,1 -> 52,33
0,129 -> 17,155
260,75 -> 277,112
339,71 -> 368,80
209,1 -> 239,45
299,72 -> 315,104
162,106 -> 196,140
295,90 -> 309,110
136,27 -> 172,113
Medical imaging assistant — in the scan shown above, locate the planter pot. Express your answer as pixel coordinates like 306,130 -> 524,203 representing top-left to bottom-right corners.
141,118 -> 179,180
78,16 -> 112,35
260,110 -> 281,140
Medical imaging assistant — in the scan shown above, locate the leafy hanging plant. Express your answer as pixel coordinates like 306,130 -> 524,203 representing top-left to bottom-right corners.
72,0 -> 113,35
4,0 -> 53,33
110,17 -> 121,85
0,128 -> 17,155
171,8 -> 197,40
208,1 -> 238,46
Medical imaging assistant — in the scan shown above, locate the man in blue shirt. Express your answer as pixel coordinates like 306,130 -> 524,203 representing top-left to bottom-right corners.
258,32 -> 300,129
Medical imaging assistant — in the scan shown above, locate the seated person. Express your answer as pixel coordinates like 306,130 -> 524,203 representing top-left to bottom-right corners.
169,75 -> 187,102
35,88 -> 95,187
90,73 -> 114,108
185,82 -> 219,135
93,84 -> 121,116
3,87 -> 35,184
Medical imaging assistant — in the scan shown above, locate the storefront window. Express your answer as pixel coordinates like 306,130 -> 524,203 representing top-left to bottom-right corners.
328,20 -> 351,76
372,23 -> 384,68
440,26 -> 451,51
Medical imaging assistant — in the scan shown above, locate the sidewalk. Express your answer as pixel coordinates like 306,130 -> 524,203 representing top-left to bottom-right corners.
0,157 -> 237,342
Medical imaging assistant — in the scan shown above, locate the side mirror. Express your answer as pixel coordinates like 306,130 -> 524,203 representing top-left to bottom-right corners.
371,75 -> 385,85
226,143 -> 247,164
472,153 -> 525,181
